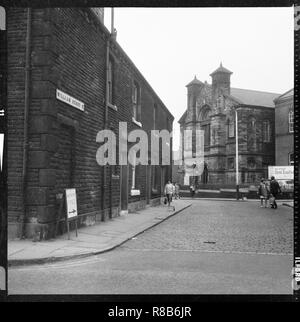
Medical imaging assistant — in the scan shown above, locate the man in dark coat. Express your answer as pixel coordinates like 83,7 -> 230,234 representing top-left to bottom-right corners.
269,176 -> 281,209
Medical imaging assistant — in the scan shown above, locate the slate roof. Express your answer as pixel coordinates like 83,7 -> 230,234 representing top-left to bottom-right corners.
273,88 -> 293,103
178,110 -> 187,124
209,63 -> 233,76
186,75 -> 203,87
230,88 -> 280,108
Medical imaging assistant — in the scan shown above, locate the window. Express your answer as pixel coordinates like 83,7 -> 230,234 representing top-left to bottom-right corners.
151,165 -> 159,193
247,116 -> 256,151
132,82 -> 141,122
153,104 -> 157,130
108,58 -> 114,105
263,120 -> 271,142
184,129 -> 193,151
289,153 -> 294,165
228,157 -> 234,169
212,128 -> 217,145
201,108 -> 211,121
289,110 -> 294,133
204,124 -> 210,147
247,157 -> 256,169
228,119 -> 234,138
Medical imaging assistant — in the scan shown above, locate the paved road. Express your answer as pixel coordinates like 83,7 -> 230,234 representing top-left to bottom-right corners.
8,200 -> 293,294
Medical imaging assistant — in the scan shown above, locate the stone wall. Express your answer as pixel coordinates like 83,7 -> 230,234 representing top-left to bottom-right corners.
7,8 -> 173,239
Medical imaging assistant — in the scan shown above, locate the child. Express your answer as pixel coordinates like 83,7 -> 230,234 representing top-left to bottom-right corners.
258,179 -> 268,208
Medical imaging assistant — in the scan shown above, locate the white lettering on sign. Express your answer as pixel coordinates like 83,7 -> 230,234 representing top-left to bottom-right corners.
268,166 -> 294,180
56,89 -> 85,111
65,188 -> 78,218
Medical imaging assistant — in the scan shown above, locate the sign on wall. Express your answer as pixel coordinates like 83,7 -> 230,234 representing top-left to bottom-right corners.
56,89 -> 85,111
65,188 -> 78,219
268,166 -> 294,180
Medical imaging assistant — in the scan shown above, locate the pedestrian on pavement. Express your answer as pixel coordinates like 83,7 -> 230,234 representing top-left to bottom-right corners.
190,184 -> 195,198
258,178 -> 269,208
269,176 -> 281,209
174,182 -> 180,199
164,180 -> 174,207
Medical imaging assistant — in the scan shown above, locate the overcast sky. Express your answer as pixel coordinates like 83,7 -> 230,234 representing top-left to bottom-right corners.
0,7 -> 294,157
104,7 -> 294,149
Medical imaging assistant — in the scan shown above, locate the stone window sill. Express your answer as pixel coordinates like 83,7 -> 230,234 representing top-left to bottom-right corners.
107,103 -> 118,111
132,117 -> 142,127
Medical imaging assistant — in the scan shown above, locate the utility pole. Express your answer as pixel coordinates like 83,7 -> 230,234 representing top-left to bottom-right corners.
235,108 -> 239,200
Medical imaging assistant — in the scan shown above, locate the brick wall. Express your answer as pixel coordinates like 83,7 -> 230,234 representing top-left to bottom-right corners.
7,8 -> 28,236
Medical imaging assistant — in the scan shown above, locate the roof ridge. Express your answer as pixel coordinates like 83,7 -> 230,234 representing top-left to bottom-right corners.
274,88 -> 294,99
231,87 -> 281,95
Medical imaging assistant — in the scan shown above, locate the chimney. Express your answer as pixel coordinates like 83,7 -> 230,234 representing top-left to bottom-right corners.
111,8 -> 117,40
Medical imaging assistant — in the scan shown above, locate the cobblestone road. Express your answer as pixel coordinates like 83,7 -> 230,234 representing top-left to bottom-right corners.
122,200 -> 293,255
9,200 -> 293,294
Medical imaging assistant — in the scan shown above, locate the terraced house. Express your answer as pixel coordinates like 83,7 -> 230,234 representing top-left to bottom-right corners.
6,8 -> 173,239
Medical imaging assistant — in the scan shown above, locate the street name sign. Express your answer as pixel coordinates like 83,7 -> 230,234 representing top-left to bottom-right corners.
56,89 -> 85,111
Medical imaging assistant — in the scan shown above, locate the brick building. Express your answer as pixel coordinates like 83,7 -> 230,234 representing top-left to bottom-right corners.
274,88 -> 294,166
6,8 -> 173,239
178,64 -> 279,187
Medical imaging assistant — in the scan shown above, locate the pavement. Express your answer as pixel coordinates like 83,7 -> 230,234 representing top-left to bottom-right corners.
8,199 -> 192,267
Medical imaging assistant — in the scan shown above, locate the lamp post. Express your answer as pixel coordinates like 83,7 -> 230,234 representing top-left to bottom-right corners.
235,107 -> 239,200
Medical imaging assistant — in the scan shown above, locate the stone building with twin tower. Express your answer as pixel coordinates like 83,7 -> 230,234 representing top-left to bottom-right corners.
178,63 -> 280,187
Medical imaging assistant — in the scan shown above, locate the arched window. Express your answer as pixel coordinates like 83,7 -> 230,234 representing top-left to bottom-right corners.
200,107 -> 211,121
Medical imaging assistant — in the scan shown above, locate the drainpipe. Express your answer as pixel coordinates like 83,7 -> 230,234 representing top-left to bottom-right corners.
102,28 -> 111,221
21,8 -> 32,239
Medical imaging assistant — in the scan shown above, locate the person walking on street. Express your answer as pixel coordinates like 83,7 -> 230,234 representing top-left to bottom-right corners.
269,176 -> 281,209
164,180 -> 174,207
190,184 -> 195,198
258,178 -> 269,208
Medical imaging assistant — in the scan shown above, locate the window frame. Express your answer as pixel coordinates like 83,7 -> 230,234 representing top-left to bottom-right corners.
289,110 -> 294,133
227,157 -> 235,169
203,124 -> 210,147
227,119 -> 235,138
153,103 -> 157,130
262,120 -> 271,143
